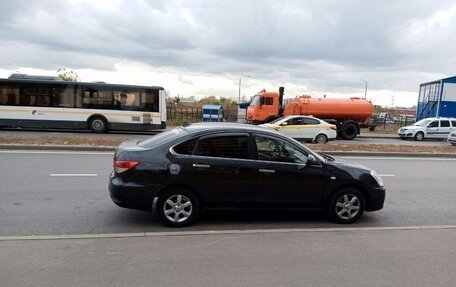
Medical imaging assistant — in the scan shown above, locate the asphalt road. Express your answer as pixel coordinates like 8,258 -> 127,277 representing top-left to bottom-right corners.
1,151 -> 455,236
1,151 -> 455,287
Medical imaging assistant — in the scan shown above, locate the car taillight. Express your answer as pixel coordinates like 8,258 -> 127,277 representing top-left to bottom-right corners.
114,161 -> 139,173
330,125 -> 337,131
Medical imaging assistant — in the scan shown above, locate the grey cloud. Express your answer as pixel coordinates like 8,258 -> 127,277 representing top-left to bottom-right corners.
1,0 -> 456,96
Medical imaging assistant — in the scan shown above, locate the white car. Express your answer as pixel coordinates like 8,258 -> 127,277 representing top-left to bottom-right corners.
398,117 -> 456,141
448,131 -> 456,146
260,115 -> 337,143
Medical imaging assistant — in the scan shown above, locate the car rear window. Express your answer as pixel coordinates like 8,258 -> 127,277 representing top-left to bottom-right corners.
172,138 -> 197,155
138,128 -> 186,148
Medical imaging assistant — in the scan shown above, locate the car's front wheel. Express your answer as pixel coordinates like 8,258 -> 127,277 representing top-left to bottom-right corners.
414,132 -> 424,141
328,188 -> 365,224
156,188 -> 200,227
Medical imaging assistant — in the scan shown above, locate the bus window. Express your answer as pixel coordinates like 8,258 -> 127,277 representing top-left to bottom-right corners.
0,85 -> 20,105
22,84 -> 52,107
52,85 -> 79,108
83,86 -> 112,109
113,90 -> 140,111
142,89 -> 159,112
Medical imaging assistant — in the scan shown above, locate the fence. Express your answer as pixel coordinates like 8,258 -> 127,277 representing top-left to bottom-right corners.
166,107 -> 243,126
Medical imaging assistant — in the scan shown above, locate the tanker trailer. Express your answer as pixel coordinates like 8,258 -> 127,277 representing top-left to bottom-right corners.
284,95 -> 374,140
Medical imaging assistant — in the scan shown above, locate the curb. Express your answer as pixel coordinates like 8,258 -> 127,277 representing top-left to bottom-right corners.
1,144 -> 455,158
0,144 -> 115,151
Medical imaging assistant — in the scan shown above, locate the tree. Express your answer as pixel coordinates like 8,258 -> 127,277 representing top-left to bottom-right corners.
57,68 -> 80,82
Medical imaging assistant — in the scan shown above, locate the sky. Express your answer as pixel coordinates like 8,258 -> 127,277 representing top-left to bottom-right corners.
1,0 -> 456,107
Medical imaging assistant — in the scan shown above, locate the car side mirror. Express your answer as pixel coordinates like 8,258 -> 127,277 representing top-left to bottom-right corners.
280,122 -> 288,126
307,154 -> 317,165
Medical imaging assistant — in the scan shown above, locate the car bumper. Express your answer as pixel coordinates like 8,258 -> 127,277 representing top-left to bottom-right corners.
365,187 -> 386,212
109,172 -> 158,211
398,132 -> 414,138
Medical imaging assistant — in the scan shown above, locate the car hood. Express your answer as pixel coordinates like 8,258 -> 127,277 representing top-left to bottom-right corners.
325,157 -> 371,173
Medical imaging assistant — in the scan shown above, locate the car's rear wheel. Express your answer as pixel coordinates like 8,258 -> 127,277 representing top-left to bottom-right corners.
328,188 -> 365,224
157,188 -> 200,227
314,134 -> 328,144
414,132 -> 424,141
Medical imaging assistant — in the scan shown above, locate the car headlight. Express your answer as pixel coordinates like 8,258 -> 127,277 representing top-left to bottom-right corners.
370,170 -> 384,187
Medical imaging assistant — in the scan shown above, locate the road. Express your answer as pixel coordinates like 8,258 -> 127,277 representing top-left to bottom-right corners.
1,151 -> 455,287
1,151 -> 455,236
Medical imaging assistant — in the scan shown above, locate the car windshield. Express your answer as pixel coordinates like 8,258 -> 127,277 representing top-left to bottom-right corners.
412,119 -> 432,126
250,95 -> 261,106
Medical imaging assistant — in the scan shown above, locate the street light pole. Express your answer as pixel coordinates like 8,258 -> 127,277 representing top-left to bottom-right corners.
238,76 -> 250,103
363,81 -> 368,99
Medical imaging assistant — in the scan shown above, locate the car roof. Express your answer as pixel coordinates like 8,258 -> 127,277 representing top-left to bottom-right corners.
422,117 -> 456,120
279,115 -> 321,120
181,122 -> 279,135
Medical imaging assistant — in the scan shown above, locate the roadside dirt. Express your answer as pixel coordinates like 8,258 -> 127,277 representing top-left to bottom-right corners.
1,135 -> 455,154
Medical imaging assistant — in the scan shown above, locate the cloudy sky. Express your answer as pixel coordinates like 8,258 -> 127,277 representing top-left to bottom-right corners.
1,0 -> 456,107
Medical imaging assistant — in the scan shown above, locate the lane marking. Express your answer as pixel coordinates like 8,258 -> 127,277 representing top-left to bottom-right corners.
1,225 -> 455,241
50,174 -> 98,177
341,156 -> 456,161
378,174 -> 395,177
0,150 -> 113,155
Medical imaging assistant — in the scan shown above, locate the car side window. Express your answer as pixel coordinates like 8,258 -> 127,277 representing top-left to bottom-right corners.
440,120 -> 450,127
255,135 -> 307,164
302,118 -> 320,125
195,136 -> 250,159
428,121 -> 439,128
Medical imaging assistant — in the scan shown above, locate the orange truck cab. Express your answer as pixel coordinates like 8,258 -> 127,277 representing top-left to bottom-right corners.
246,88 -> 283,125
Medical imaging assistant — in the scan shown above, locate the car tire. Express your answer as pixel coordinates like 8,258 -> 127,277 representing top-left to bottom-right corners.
89,117 -> 107,133
414,132 -> 424,141
327,188 -> 365,224
156,188 -> 200,227
314,134 -> 328,144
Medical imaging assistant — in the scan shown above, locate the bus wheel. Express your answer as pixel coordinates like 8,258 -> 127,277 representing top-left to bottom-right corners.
89,117 -> 107,133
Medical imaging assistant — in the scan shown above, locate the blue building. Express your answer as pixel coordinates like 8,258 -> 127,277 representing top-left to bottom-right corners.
416,76 -> 456,120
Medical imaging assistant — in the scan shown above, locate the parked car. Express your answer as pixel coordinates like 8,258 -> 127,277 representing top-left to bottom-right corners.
259,115 -> 337,143
448,131 -> 456,146
397,117 -> 456,141
109,123 -> 385,227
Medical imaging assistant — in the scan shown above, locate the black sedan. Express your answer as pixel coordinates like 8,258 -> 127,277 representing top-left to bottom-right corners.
109,123 -> 385,227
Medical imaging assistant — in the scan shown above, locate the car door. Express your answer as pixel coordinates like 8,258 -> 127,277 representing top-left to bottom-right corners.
184,133 -> 256,205
301,117 -> 321,141
253,134 -> 327,206
277,118 -> 301,138
439,120 -> 452,138
426,120 -> 440,138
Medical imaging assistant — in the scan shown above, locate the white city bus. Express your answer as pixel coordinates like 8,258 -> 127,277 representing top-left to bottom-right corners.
0,73 -> 167,132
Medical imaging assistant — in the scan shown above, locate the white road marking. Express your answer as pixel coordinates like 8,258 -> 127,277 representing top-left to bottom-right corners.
1,225 -> 455,241
0,150 -> 113,155
50,174 -> 98,177
378,174 -> 396,177
341,156 -> 456,161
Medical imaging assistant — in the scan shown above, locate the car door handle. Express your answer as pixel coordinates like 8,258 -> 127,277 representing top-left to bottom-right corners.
193,164 -> 210,168
259,168 -> 275,174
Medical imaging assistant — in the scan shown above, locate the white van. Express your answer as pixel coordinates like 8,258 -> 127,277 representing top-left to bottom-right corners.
398,117 -> 456,141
